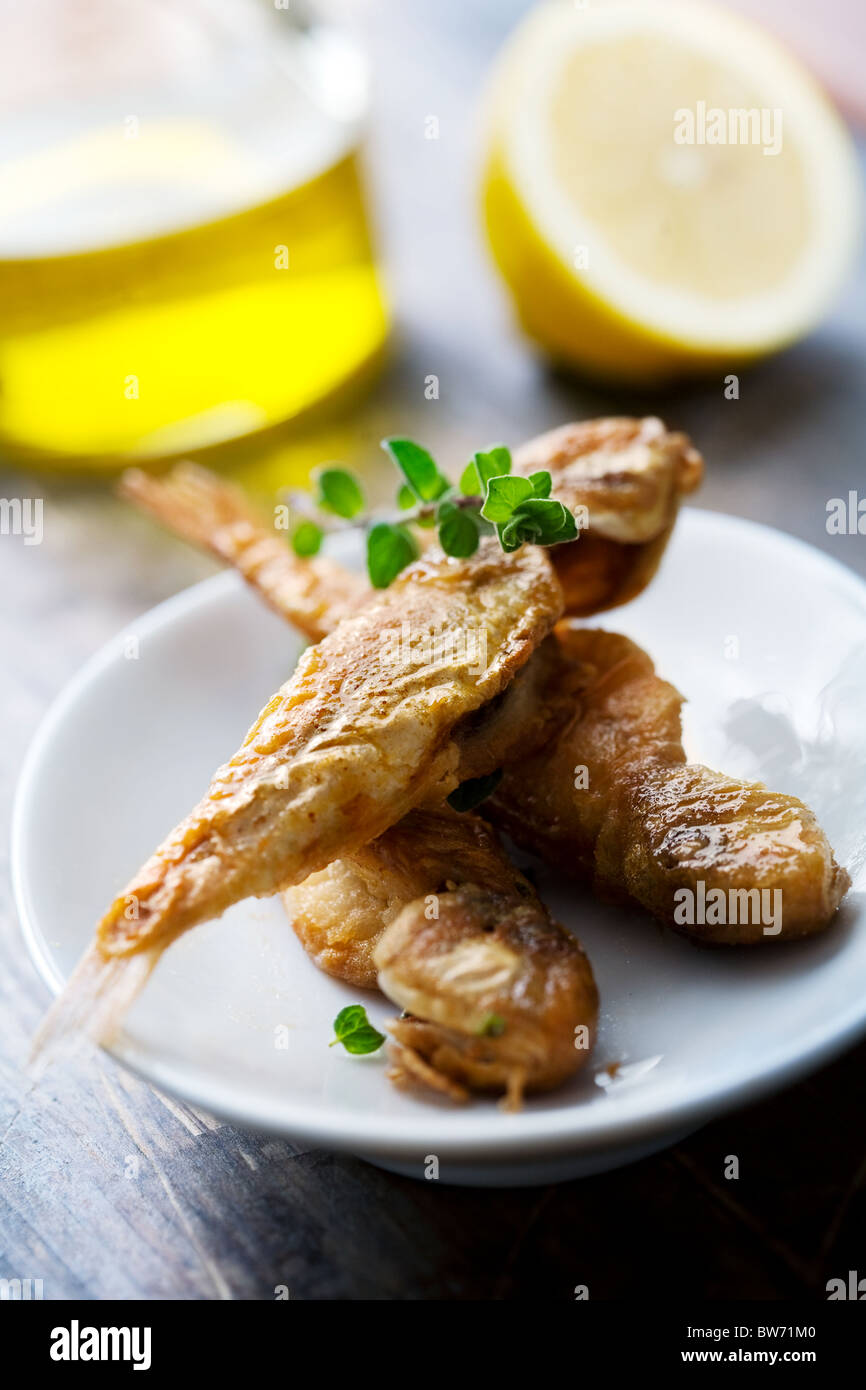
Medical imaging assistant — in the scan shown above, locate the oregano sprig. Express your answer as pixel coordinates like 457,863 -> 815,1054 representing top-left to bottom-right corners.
286,438 -> 579,587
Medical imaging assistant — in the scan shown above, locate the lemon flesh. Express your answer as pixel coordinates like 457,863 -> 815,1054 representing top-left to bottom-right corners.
482,0 -> 861,382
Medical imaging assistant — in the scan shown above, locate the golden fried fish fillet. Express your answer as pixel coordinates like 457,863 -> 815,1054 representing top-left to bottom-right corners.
488,628 -> 850,944
101,537 -> 560,957
361,807 -> 597,1107
37,539 -> 562,1050
120,463 -> 367,642
513,417 -> 703,615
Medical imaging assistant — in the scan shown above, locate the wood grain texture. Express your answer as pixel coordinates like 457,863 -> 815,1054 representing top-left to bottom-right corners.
1,0 -> 864,1300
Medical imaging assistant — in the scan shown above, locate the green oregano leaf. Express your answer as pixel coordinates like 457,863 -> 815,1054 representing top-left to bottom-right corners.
381,437 -> 450,502
437,500 -> 480,558
315,467 -> 365,520
475,445 -> 511,483
517,497 -> 578,543
330,1004 -> 386,1055
481,474 -> 534,523
459,460 -> 478,496
291,520 -> 323,557
460,445 -> 512,498
297,441 -> 577,588
528,470 -> 552,499
498,516 -> 525,552
498,498 -> 578,551
367,521 -> 419,588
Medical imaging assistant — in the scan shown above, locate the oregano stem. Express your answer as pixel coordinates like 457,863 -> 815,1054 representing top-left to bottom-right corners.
282,489 -> 485,535
283,490 -> 355,533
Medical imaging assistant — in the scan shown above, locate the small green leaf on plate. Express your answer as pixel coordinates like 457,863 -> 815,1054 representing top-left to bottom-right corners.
330,1004 -> 386,1055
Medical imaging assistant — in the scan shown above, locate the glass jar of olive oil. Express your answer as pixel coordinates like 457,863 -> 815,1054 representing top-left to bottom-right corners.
0,0 -> 388,469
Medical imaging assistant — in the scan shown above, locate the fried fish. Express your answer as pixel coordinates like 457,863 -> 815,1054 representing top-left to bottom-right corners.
369,809 -> 597,1108
488,628 -> 850,943
512,416 -> 702,615
291,804 -> 597,1104
37,538 -> 563,1050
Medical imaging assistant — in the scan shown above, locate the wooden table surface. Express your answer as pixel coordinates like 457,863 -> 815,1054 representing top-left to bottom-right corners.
1,0 -> 864,1300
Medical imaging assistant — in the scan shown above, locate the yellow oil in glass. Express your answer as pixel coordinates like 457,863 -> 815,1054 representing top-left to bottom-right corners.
0,10 -> 387,469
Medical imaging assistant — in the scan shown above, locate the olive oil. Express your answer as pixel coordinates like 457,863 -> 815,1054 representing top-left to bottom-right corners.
0,15 -> 387,468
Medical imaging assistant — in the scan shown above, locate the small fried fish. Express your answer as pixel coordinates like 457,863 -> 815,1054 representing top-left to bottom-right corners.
513,416 -> 702,615
488,628 -> 850,943
363,808 -> 598,1107
36,540 -> 562,1051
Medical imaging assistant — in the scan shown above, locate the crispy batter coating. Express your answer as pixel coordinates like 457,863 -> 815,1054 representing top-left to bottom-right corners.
284,641 -> 584,987
514,417 -> 702,614
441,631 -> 585,784
288,807 -> 518,989
94,538 -> 561,960
488,629 -> 850,943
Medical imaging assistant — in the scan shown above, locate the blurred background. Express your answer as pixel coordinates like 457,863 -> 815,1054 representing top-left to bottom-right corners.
0,4 -> 862,474
0,0 -> 862,521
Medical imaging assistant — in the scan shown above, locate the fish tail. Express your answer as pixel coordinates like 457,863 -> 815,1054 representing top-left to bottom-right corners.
29,941 -> 161,1074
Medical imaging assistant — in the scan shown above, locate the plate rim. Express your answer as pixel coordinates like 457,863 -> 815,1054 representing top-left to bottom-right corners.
12,508 -> 866,1162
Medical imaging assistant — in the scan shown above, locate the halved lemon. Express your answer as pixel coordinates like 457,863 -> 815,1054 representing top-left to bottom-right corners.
481,0 -> 861,382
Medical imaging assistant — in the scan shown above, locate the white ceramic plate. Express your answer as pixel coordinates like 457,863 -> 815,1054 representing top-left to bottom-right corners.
13,511 -> 866,1185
